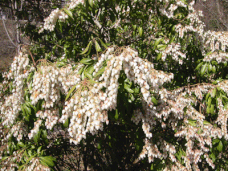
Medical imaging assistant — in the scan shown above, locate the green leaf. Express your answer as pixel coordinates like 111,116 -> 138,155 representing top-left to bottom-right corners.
206,93 -> 210,100
40,156 -> 56,167
154,38 -> 163,47
176,149 -> 183,162
94,66 -> 105,77
94,40 -> 102,52
200,64 -> 207,76
80,58 -> 92,65
26,101 -> 36,111
17,142 -> 25,148
157,53 -> 162,60
212,66 -> 216,73
206,51 -> 213,56
158,19 -> 162,26
97,143 -> 101,150
78,66 -> 85,75
42,130 -> 48,140
208,97 -> 212,107
98,38 -> 108,48
208,64 -> 212,72
65,84 -> 77,101
210,153 -> 216,162
157,44 -> 167,51
56,61 -> 65,67
195,62 -> 203,71
151,96 -> 158,105
134,87 -> 140,94
203,120 -> 210,125
197,128 -> 203,134
188,119 -> 196,126
87,65 -> 95,74
115,109 -> 119,120
84,71 -> 93,80
88,0 -> 93,7
33,130 -> 41,144
211,88 -> 216,98
40,160 -> 49,167
27,72 -> 34,82
24,104 -> 31,114
21,105 -> 28,121
82,70 -> 85,80
169,36 -> 175,43
124,83 -> 134,93
212,139 -> 220,145
138,27 -> 143,37
210,104 -> 215,114
217,141 -> 223,152
206,106 -> 211,114
37,146 -> 42,155
80,41 -> 92,55
63,8 -> 73,19
63,118 -> 69,128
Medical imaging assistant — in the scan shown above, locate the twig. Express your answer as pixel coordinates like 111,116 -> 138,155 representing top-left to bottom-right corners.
56,44 -> 64,49
28,49 -> 37,70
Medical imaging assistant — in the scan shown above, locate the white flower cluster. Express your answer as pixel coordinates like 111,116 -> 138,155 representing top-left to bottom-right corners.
47,46 -> 174,145
132,82 -> 227,169
94,46 -> 173,109
174,122 -> 217,170
42,8 -> 68,31
139,139 -> 162,162
59,80 -> 108,145
169,85 -> 225,169
59,64 -> 82,94
41,0 -> 86,32
31,65 -> 61,107
1,52 -> 30,126
218,80 -> 228,95
8,122 -> 27,142
31,63 -> 81,130
203,52 -> 228,63
0,151 -> 19,171
204,31 -> 228,52
27,158 -> 50,171
139,138 -> 178,165
175,1 -> 205,39
28,120 -> 42,139
159,2 -> 183,19
216,94 -> 228,140
157,42 -> 186,64
159,0 -> 187,19
67,0 -> 84,10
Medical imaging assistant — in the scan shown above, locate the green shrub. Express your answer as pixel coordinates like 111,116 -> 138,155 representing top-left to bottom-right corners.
1,0 -> 228,170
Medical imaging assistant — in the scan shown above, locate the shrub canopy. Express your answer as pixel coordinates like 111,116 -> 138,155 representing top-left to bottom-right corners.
1,0 -> 228,170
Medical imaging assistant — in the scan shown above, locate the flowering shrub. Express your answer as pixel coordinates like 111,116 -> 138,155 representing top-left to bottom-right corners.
1,0 -> 228,170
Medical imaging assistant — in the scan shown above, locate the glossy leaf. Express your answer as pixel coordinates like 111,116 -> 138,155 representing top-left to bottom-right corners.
63,8 -> 73,19
80,41 -> 92,55
80,58 -> 92,64
65,84 -> 77,101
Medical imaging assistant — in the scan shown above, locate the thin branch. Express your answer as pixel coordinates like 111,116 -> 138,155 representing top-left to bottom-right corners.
28,49 -> 37,70
56,44 -> 64,49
